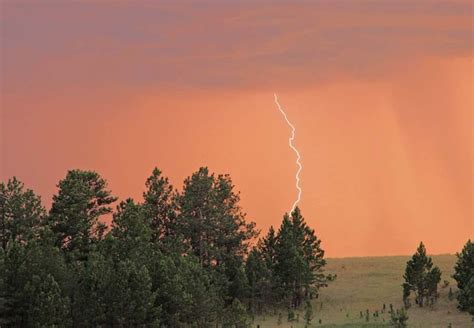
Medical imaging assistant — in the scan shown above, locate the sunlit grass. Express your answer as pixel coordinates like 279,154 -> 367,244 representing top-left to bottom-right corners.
254,255 -> 473,327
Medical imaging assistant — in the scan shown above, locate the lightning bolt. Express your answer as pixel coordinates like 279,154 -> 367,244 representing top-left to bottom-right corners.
274,93 -> 302,214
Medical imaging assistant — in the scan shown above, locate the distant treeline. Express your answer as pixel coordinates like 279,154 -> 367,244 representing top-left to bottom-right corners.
0,168 -> 328,327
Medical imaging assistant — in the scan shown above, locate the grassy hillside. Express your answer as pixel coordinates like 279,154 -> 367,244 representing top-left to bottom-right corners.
254,255 -> 473,328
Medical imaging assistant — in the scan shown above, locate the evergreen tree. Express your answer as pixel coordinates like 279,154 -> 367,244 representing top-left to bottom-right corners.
24,274 -> 70,327
453,240 -> 474,314
0,177 -> 45,250
177,168 -> 257,265
426,266 -> 442,305
99,260 -> 159,327
72,251 -> 160,327
259,226 -> 277,269
245,246 -> 272,313
457,276 -> 474,315
274,207 -> 327,308
48,170 -> 117,260
143,168 -> 177,243
256,226 -> 280,306
0,241 -> 29,326
109,198 -> 153,265
95,199 -> 160,326
0,238 -> 70,327
222,298 -> 250,328
151,252 -> 222,327
176,167 -> 257,302
402,242 -> 441,307
0,178 -> 51,326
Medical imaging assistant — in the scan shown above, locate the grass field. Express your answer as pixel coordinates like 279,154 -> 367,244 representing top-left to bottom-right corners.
254,255 -> 473,328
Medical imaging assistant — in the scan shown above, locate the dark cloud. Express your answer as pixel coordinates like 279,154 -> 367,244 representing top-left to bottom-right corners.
2,0 -> 472,93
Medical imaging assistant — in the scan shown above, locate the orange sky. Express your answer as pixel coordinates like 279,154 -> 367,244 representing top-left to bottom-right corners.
1,1 -> 472,257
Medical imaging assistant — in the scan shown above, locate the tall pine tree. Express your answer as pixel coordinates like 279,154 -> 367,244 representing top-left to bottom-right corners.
402,242 -> 441,307
48,170 -> 117,260
143,168 -> 177,244
176,167 -> 257,304
0,177 -> 45,250
274,207 -> 327,308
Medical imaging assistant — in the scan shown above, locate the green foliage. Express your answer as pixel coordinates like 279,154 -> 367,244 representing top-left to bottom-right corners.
274,207 -> 327,308
0,169 -> 331,326
177,167 -> 257,266
72,252 -> 160,326
457,276 -> 474,315
99,260 -> 159,326
151,252 -> 222,326
402,242 -> 441,307
109,198 -> 154,265
223,298 -> 251,328
259,226 -> 277,270
453,240 -> 474,314
48,170 -> 117,259
246,247 -> 273,314
24,274 -> 70,327
176,167 -> 257,303
143,168 -> 177,243
0,239 -> 70,327
0,177 -> 45,250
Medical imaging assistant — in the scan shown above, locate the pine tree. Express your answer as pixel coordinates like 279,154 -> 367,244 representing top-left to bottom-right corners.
0,238 -> 70,327
427,265 -> 442,305
453,240 -> 474,314
24,274 -> 70,327
274,207 -> 327,308
176,167 -> 257,304
72,251 -> 160,327
223,298 -> 250,328
101,260 -> 159,327
177,167 -> 257,266
259,226 -> 277,270
99,199 -> 161,325
109,199 -> 153,266
256,226 -> 279,305
402,242 -> 441,307
48,170 -> 117,260
0,241 -> 29,326
151,252 -> 222,326
143,168 -> 177,243
246,247 -> 272,314
0,177 -> 45,250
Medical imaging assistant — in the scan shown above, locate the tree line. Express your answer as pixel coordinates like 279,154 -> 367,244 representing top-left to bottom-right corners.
0,168 -> 328,327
